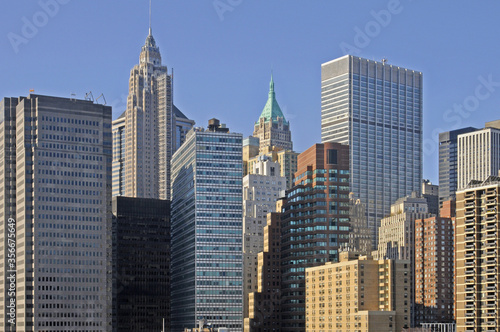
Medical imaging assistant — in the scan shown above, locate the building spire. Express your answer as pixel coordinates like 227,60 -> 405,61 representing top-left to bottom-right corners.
269,72 -> 275,95
149,0 -> 152,35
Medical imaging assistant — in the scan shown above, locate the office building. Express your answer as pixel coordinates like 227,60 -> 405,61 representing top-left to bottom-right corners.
457,121 -> 500,191
414,203 -> 455,325
455,176 -> 500,332
438,127 -> 477,207
321,55 -> 423,248
242,157 -> 286,317
171,119 -> 243,331
244,208 -> 283,332
281,142 -> 350,331
305,252 -> 410,332
0,94 -> 112,331
422,179 -> 439,216
253,75 -> 292,153
112,196 -> 170,332
342,193 -> 372,254
112,27 -> 194,199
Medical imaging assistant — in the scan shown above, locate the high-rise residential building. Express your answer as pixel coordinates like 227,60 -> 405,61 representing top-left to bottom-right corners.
321,55 -> 423,248
112,28 -> 194,199
247,146 -> 298,190
0,95 -> 112,331
457,121 -> 500,191
375,192 -> 431,327
171,119 -> 243,331
305,251 -> 411,332
422,179 -> 439,216
253,75 -> 292,153
281,142 -> 350,331
112,196 -> 170,332
242,156 -> 286,317
438,127 -> 477,207
244,206 -> 283,332
414,202 -> 455,326
455,176 -> 500,332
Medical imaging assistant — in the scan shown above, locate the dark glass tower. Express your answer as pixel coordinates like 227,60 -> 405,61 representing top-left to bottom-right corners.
438,127 -> 477,207
112,196 -> 170,332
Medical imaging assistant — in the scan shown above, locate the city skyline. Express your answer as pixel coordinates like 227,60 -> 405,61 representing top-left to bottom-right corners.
2,2 -> 500,184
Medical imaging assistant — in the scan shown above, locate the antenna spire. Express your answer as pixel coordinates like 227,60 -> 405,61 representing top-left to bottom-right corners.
149,0 -> 152,35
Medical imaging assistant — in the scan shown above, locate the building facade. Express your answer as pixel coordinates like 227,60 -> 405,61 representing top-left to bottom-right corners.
455,176 -> 500,332
305,252 -> 410,332
0,95 -> 112,331
457,121 -> 500,191
438,127 -> 477,207
247,146 -> 298,190
321,55 -> 423,248
414,203 -> 455,325
243,157 -> 286,317
112,196 -> 170,332
253,76 -> 292,153
244,208 -> 283,332
280,142 -> 350,331
422,179 -> 439,216
112,28 -> 194,199
171,119 -> 243,331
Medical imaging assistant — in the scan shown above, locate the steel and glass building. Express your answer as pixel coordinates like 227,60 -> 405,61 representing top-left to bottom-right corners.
438,127 -> 477,207
171,119 -> 243,331
0,94 -> 112,331
321,55 -> 423,247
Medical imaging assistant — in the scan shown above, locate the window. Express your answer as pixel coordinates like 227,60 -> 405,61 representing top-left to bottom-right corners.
327,149 -> 337,165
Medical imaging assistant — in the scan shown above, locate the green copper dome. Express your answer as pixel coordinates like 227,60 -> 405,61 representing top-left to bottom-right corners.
256,74 -> 288,124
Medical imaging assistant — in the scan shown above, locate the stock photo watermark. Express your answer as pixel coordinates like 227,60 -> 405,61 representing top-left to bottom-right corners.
423,74 -> 500,156
7,0 -> 71,54
213,0 -> 243,21
339,0 -> 405,55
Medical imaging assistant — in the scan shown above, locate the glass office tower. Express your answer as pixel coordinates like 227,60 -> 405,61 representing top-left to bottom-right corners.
171,119 -> 243,331
321,55 -> 423,247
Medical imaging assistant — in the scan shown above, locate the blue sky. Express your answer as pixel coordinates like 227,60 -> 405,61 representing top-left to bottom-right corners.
1,1 -> 500,184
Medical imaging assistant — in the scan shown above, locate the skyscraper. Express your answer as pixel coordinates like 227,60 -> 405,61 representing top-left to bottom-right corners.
112,28 -> 194,199
438,127 -> 477,207
112,196 -> 170,332
242,156 -> 285,317
457,120 -> 500,191
253,75 -> 293,153
321,55 -> 423,247
455,176 -> 500,331
0,94 -> 112,331
281,142 -> 350,331
422,179 -> 439,216
171,119 -> 243,331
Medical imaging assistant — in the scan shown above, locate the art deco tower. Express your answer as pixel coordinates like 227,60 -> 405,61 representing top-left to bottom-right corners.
112,28 -> 194,199
253,75 -> 293,153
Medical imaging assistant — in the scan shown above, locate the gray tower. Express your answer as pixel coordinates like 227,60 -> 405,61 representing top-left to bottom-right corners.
0,94 -> 112,331
321,55 -> 423,248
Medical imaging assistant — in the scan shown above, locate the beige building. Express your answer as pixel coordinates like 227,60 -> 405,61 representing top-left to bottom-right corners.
243,136 -> 260,176
305,251 -> 410,332
455,176 -> 500,331
112,28 -> 194,199
247,146 -> 298,190
243,157 -> 285,317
